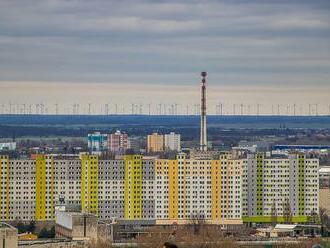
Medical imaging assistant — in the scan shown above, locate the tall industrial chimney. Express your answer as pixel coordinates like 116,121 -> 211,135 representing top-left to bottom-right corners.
200,72 -> 207,151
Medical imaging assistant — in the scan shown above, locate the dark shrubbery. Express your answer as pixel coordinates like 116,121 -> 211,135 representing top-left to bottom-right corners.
38,226 -> 55,239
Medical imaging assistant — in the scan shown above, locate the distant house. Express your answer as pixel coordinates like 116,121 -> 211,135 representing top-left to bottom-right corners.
257,224 -> 321,238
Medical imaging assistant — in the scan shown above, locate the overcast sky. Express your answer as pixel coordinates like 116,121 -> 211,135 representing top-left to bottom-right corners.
0,0 -> 329,114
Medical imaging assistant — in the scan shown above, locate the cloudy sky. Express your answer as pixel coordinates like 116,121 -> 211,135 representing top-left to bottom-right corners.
0,0 -> 329,114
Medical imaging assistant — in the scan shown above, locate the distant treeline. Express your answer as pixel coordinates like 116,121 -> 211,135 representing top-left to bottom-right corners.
0,124 -> 297,139
0,115 -> 328,139
0,114 -> 329,126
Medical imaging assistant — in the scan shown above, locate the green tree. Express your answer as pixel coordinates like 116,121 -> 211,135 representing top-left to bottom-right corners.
27,220 -> 36,233
16,221 -> 27,234
38,227 -> 49,238
49,226 -> 55,238
38,226 -> 55,238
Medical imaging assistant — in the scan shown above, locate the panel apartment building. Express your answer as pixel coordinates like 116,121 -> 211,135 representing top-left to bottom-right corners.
0,153 -> 319,225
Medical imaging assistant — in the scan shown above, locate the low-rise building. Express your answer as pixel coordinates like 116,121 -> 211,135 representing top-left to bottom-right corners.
0,142 -> 16,151
256,224 -> 321,238
319,166 -> 330,214
55,207 -> 98,241
0,223 -> 17,248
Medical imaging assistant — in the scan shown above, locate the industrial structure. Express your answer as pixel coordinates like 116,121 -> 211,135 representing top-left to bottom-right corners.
200,72 -> 207,151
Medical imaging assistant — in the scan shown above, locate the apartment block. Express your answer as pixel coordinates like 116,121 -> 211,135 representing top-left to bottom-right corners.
87,132 -> 107,153
155,153 -> 243,225
108,130 -> 129,153
243,153 -> 319,223
0,153 -> 319,225
164,132 -> 181,151
147,133 -> 164,153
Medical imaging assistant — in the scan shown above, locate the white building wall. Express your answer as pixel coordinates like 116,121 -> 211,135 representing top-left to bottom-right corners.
164,132 -> 181,151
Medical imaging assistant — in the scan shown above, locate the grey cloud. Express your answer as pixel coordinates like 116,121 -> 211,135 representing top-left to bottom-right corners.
0,0 -> 329,88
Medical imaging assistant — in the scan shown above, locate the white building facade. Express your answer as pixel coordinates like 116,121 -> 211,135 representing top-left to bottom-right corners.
164,132 -> 181,151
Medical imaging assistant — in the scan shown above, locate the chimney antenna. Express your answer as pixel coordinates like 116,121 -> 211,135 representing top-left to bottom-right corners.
200,72 -> 207,151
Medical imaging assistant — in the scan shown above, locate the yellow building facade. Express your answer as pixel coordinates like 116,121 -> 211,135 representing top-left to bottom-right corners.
147,133 -> 164,153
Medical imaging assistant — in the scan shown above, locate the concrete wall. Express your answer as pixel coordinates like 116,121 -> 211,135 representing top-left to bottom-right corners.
320,188 -> 330,215
19,240 -> 87,248
0,226 -> 18,248
97,223 -> 113,243
71,215 -> 98,241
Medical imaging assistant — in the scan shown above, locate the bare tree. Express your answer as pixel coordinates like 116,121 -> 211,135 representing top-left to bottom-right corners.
282,198 -> 292,224
319,208 -> 330,229
188,212 -> 206,235
271,200 -> 277,226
